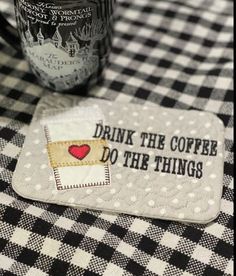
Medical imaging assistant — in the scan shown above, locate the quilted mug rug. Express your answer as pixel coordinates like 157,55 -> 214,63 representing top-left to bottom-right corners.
12,94 -> 225,224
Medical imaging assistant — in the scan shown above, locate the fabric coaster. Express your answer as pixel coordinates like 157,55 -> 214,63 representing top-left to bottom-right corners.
12,94 -> 225,224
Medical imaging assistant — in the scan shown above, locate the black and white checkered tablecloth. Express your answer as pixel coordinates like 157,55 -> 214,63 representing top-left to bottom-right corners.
0,0 -> 234,275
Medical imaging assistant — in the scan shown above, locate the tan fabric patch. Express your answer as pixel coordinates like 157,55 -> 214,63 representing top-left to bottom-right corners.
47,139 -> 108,168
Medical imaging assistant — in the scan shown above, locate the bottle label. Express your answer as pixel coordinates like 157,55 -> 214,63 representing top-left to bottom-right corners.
16,0 -> 114,91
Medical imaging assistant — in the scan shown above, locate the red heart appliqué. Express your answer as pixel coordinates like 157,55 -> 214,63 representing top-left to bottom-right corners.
68,144 -> 91,160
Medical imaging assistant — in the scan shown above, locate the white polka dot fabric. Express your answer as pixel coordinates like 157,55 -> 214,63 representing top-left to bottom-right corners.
12,94 -> 225,224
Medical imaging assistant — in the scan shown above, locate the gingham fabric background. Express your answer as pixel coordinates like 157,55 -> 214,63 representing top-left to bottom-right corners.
0,0 -> 234,275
